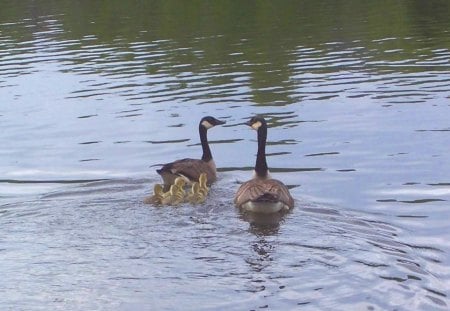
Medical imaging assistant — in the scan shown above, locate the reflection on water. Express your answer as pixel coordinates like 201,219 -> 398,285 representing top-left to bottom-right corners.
1,0 -> 450,309
240,210 -> 286,236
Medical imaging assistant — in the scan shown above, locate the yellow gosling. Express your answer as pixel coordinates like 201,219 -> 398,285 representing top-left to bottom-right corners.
171,183 -> 186,205
144,183 -> 166,204
187,182 -> 206,204
161,184 -> 185,205
198,173 -> 209,197
174,177 -> 187,195
161,185 -> 175,205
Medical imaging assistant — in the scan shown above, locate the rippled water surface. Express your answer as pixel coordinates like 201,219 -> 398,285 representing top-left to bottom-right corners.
1,1 -> 449,310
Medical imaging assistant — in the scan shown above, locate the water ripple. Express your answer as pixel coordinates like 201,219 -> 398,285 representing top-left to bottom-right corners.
1,3 -> 450,309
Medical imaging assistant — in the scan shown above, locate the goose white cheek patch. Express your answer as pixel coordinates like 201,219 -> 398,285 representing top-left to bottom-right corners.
201,120 -> 213,129
251,121 -> 262,130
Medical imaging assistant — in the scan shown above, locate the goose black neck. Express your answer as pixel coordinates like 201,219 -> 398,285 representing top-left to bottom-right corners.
200,124 -> 212,162
255,123 -> 269,178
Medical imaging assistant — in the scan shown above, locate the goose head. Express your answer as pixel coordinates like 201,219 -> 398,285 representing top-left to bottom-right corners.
200,116 -> 226,130
245,116 -> 266,131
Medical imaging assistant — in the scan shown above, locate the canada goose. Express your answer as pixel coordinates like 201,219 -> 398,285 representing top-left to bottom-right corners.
186,182 -> 207,204
157,116 -> 226,190
234,116 -> 294,213
143,183 -> 167,204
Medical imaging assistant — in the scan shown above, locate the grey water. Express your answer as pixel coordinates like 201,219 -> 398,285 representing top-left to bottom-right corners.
1,1 -> 449,310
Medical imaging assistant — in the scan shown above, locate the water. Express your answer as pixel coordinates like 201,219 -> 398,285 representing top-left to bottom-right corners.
1,1 -> 449,310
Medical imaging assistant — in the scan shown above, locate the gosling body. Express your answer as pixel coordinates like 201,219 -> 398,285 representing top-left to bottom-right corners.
187,182 -> 206,204
163,177 -> 186,205
143,183 -> 167,204
197,173 -> 209,197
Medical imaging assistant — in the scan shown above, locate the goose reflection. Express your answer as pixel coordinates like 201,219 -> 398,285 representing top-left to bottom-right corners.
239,210 -> 287,236
239,211 -> 288,294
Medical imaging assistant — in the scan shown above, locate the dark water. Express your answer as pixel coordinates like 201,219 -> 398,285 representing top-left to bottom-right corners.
1,1 -> 449,310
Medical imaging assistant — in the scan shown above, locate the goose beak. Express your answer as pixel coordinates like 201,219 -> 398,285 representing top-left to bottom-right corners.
245,120 -> 253,127
216,119 -> 226,125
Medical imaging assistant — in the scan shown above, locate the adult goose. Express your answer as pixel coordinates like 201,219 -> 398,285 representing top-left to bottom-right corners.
234,116 -> 294,213
157,116 -> 226,190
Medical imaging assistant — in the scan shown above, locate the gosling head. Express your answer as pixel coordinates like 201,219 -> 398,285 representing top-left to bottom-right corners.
174,177 -> 186,188
200,116 -> 226,130
245,116 -> 267,131
154,184 -> 164,195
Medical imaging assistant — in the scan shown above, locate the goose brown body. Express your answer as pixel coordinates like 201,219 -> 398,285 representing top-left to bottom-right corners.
235,178 -> 294,212
157,158 -> 216,188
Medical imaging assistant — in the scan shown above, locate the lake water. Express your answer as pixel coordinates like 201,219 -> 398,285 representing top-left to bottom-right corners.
1,1 -> 449,310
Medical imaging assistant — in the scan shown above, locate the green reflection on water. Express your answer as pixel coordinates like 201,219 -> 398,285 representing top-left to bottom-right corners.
1,0 -> 449,105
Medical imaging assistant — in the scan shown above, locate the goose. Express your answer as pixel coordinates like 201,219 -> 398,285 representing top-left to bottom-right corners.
234,116 -> 294,213
157,116 -> 226,190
